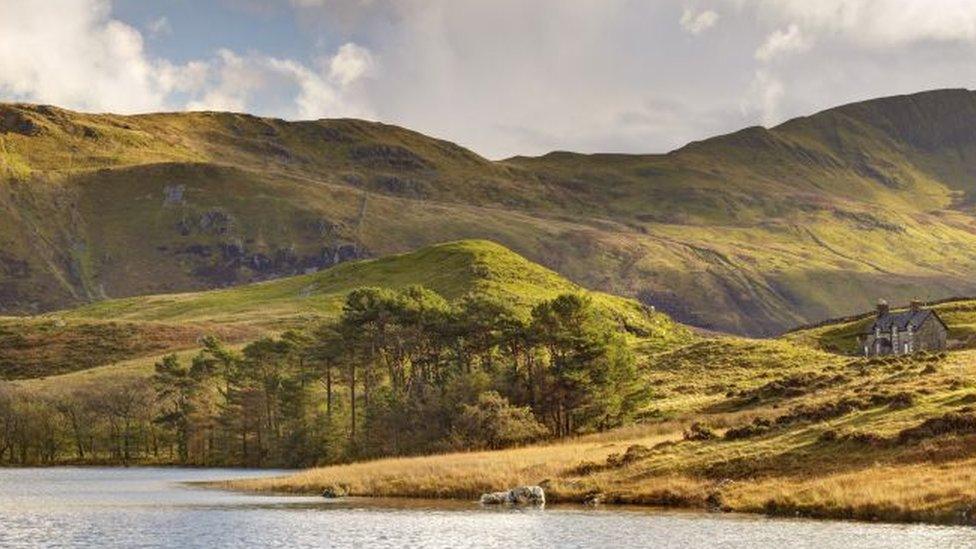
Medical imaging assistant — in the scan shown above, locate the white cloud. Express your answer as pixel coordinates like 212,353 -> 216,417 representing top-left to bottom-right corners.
731,0 -> 976,131
0,0 -> 175,112
745,69 -> 784,125
8,0 -> 976,159
749,23 -> 811,121
328,43 -> 375,86
185,50 -> 254,113
185,46 -> 375,119
680,7 -> 719,35
245,0 -> 976,157
0,0 -> 374,120
740,0 -> 976,47
755,24 -> 811,61
298,0 -> 755,157
146,16 -> 172,38
155,60 -> 210,95
273,55 -> 372,119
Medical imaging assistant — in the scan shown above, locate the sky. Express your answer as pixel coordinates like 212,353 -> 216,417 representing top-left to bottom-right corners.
2,1 -> 976,159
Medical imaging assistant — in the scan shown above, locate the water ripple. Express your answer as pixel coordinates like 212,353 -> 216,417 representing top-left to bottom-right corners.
1,468 -> 975,549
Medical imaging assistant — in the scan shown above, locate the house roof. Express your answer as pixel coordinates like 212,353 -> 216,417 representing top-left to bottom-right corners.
867,309 -> 945,333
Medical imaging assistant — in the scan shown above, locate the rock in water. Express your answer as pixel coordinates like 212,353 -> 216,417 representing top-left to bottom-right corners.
479,491 -> 513,505
509,486 -> 545,506
479,486 -> 545,507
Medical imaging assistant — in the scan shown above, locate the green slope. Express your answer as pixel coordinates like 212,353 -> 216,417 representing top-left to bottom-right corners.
60,239 -> 680,333
4,240 -> 689,380
0,317 -> 258,380
5,89 -> 976,335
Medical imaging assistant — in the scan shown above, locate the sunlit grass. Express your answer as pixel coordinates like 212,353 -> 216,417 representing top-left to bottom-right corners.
51,239 -> 689,339
223,346 -> 976,524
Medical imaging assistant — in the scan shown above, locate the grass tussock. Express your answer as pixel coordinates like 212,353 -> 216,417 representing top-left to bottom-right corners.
738,458 -> 976,523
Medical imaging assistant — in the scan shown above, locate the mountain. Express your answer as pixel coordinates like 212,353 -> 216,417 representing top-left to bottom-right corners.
4,88 -> 976,335
1,239 -> 688,380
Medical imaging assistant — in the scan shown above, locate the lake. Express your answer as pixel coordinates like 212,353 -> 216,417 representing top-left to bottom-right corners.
1,467 -> 974,548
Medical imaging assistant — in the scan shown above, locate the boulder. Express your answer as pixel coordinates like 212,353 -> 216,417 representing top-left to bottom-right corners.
509,486 -> 545,505
479,491 -> 513,505
479,485 -> 545,507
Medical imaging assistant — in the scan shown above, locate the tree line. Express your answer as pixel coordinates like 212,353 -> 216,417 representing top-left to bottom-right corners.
0,286 -> 647,467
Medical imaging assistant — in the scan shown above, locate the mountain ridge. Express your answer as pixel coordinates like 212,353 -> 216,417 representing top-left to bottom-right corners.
3,88 -> 976,335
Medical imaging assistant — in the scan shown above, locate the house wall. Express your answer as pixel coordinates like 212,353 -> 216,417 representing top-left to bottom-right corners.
863,333 -> 889,356
861,317 -> 947,356
914,318 -> 948,352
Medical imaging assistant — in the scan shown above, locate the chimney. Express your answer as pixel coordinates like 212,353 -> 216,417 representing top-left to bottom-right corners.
877,299 -> 890,317
910,299 -> 922,312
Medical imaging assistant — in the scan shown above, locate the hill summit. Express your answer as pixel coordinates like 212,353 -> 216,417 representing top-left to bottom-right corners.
2,239 -> 688,380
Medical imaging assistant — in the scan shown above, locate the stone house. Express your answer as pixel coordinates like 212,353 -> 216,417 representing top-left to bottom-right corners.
861,300 -> 948,356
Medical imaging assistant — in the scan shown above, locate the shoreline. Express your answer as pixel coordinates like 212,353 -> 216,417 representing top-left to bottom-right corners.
205,479 -> 976,528
207,440 -> 976,529
9,441 -> 975,526
179,489 -> 817,525
0,462 -> 300,471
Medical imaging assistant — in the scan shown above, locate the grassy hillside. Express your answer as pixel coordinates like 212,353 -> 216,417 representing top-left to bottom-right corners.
228,338 -> 976,525
58,239 -> 681,336
0,317 -> 257,380
4,240 -> 688,381
5,89 -> 976,335
784,297 -> 976,354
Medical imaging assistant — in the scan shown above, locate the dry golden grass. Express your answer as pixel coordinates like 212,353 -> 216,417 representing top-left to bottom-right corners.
223,430 -> 683,500
224,428 -> 976,524
730,457 -> 976,523
222,346 -> 976,525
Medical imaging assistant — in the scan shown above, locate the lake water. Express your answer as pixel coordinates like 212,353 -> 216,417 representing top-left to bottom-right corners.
1,468 -> 975,548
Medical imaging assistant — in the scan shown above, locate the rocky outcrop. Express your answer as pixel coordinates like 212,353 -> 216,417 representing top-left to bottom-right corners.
368,175 -> 430,198
349,144 -> 432,171
479,485 -> 545,507
198,209 -> 234,235
163,185 -> 185,205
175,241 -> 368,286
0,108 -> 39,136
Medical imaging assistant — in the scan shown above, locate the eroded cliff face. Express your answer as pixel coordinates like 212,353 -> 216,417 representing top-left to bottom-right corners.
0,166 -> 370,312
4,90 -> 976,334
